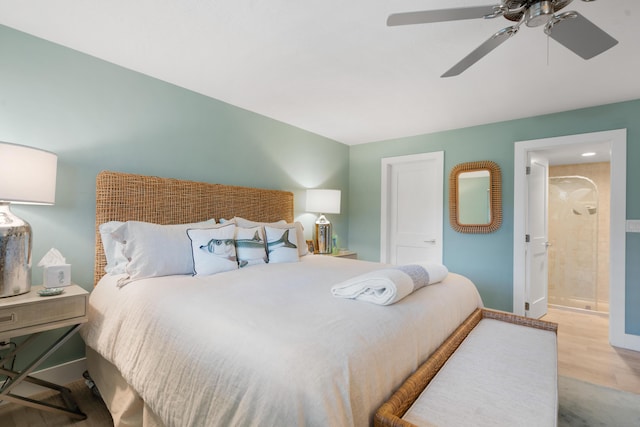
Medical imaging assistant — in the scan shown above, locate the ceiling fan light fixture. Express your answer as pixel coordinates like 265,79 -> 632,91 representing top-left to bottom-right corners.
526,1 -> 555,27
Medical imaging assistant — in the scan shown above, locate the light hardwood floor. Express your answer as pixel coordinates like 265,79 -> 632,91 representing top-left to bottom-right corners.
543,306 -> 640,394
0,379 -> 113,426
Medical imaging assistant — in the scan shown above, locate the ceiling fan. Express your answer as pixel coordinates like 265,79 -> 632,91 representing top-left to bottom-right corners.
387,0 -> 618,77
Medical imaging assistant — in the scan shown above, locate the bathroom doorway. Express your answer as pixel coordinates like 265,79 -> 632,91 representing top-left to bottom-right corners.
513,129 -> 639,351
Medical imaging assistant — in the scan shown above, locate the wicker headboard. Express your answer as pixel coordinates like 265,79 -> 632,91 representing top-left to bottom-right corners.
94,171 -> 294,286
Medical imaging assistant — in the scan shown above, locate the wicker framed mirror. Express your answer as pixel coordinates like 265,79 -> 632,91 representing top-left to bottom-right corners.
449,160 -> 502,233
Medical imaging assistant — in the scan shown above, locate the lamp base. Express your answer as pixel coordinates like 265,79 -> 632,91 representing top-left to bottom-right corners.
315,214 -> 332,254
0,203 -> 32,297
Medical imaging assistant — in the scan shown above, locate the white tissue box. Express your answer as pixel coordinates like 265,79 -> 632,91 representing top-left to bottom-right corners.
43,264 -> 71,288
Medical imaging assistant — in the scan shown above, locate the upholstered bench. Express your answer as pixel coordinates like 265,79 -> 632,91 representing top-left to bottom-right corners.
375,309 -> 558,427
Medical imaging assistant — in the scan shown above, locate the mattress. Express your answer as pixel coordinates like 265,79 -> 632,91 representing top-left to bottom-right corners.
80,255 -> 482,426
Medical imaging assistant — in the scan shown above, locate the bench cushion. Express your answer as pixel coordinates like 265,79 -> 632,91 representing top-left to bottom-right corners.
403,318 -> 558,427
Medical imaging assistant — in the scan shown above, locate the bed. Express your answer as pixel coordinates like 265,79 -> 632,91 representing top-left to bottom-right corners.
80,171 -> 483,427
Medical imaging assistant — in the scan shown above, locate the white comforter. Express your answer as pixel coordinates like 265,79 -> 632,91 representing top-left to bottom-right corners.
81,256 -> 482,427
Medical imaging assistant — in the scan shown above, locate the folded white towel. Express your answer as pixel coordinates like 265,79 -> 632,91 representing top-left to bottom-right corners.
331,263 -> 449,305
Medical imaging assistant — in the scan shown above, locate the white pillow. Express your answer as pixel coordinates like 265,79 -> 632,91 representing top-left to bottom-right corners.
187,224 -> 239,275
265,226 -> 300,263
110,219 -> 215,282
235,226 -> 268,268
265,222 -> 309,257
99,221 -> 127,274
233,217 -> 287,228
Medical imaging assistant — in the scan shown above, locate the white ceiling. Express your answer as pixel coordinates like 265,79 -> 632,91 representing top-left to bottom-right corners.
0,0 -> 638,145
540,140 -> 611,165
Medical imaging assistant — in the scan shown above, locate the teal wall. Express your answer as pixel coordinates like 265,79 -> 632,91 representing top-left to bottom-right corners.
0,25 -> 349,369
349,99 -> 640,336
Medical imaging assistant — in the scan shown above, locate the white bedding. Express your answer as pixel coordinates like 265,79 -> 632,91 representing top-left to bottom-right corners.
80,255 -> 482,427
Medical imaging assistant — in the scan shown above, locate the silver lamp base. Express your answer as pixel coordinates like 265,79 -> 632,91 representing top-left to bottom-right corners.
0,203 -> 32,297
315,214 -> 332,254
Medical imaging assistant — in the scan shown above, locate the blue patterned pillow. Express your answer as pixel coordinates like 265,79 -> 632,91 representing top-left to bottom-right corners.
187,224 -> 238,275
265,226 -> 300,263
235,226 -> 268,268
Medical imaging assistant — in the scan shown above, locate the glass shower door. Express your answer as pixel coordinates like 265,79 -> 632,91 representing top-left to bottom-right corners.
547,176 -> 599,311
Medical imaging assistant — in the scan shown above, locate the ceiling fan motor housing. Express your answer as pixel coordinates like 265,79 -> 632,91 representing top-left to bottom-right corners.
503,0 -> 573,24
526,1 -> 555,27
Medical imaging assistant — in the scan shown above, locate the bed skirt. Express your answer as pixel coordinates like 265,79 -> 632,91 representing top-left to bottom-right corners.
86,347 -> 165,427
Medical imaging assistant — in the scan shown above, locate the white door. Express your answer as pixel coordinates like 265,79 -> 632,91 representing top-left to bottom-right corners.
526,153 -> 549,318
381,152 -> 443,265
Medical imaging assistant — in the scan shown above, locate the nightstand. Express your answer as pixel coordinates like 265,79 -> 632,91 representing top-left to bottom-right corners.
319,250 -> 357,259
0,284 -> 88,420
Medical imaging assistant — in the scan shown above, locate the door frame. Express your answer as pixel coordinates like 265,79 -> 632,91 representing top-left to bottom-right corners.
380,151 -> 444,263
513,128 -> 639,350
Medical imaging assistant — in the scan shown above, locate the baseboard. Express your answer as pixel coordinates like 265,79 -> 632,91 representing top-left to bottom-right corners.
1,357 -> 87,402
617,332 -> 640,352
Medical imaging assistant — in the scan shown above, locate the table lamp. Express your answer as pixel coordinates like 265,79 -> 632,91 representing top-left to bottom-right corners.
0,142 -> 57,297
306,189 -> 341,254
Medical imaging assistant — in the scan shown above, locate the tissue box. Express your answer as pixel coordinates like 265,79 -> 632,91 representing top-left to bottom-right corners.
43,264 -> 71,288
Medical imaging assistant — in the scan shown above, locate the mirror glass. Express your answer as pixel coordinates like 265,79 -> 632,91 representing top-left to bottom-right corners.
458,170 -> 491,225
449,161 -> 502,234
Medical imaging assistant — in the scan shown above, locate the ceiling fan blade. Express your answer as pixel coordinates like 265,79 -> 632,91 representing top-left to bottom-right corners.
547,12 -> 618,59
387,5 -> 498,26
441,26 -> 517,78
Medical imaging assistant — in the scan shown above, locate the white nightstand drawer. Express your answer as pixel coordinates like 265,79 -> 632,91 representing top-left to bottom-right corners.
334,251 -> 357,259
316,251 -> 358,259
0,285 -> 88,337
0,296 -> 86,334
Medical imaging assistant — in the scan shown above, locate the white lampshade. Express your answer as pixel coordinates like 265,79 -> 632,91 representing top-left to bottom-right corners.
306,189 -> 341,214
0,142 -> 57,205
